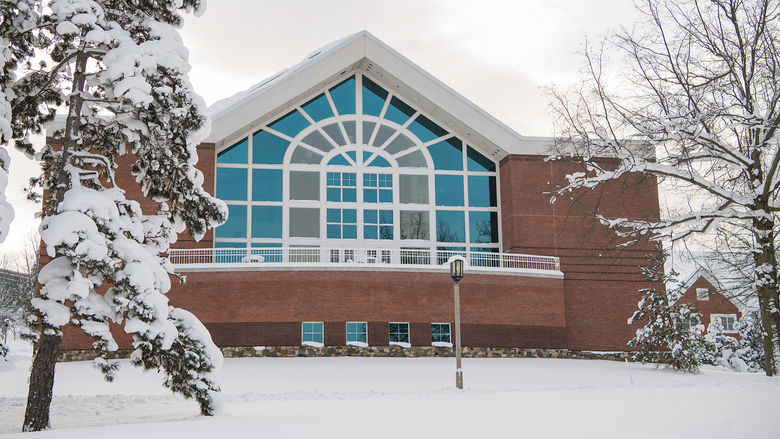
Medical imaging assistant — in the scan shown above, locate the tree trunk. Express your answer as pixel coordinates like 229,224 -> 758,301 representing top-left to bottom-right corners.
22,333 -> 61,431
753,215 -> 780,376
22,51 -> 89,432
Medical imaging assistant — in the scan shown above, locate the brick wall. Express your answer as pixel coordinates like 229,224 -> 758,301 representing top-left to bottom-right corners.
499,155 -> 661,351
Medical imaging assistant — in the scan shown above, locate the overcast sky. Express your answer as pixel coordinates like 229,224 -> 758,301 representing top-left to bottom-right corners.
0,0 -> 641,259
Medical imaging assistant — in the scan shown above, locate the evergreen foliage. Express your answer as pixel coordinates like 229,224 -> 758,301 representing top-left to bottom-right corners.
3,0 -> 226,430
627,249 -> 707,373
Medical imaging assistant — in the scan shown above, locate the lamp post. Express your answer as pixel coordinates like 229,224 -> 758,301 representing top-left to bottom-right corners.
449,256 -> 465,389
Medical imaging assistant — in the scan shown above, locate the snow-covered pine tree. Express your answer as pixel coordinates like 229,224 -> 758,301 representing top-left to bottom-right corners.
735,309 -> 766,372
627,249 -> 707,373
702,317 -> 743,371
8,0 -> 227,431
0,0 -> 42,364
1,0 -> 43,242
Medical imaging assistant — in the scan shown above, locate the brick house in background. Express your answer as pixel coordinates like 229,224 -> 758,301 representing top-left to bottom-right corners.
50,31 -> 662,354
676,267 -> 741,335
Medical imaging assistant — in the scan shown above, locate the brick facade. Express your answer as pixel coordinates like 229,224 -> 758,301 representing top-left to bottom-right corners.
677,275 -> 741,332
52,138 -> 662,353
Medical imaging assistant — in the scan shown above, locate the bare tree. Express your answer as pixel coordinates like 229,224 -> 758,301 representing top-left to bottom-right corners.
550,0 -> 780,375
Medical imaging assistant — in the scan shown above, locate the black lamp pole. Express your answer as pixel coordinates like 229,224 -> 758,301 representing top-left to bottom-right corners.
450,258 -> 464,389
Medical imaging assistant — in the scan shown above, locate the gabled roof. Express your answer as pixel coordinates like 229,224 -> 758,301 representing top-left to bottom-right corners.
206,31 -> 554,160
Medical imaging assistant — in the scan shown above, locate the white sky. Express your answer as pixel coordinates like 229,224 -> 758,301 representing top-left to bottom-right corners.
0,0 -> 641,261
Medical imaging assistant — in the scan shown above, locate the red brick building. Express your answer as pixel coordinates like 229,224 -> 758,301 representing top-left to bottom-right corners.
676,268 -> 741,334
55,31 -> 661,353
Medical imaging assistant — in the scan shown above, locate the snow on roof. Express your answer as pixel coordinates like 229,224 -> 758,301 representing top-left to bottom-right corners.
666,250 -> 754,309
204,30 -> 553,158
207,31 -> 361,121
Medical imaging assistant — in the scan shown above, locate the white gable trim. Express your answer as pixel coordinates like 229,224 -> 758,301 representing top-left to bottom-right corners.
207,31 -> 553,159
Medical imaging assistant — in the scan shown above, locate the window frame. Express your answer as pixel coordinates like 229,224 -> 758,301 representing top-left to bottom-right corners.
431,322 -> 452,346
301,321 -> 324,346
213,72 -> 502,254
711,313 -> 738,333
389,322 -> 410,346
346,321 -> 368,346
696,287 -> 709,301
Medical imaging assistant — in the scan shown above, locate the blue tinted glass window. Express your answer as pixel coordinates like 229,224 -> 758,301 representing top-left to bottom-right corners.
347,322 -> 367,343
302,322 -> 323,344
372,125 -> 394,147
468,176 -> 497,207
215,205 -> 246,238
269,110 -> 310,139
327,208 -> 357,239
328,154 -> 351,166
252,130 -> 290,164
385,133 -> 415,155
343,121 -> 356,144
469,211 -> 499,243
384,97 -> 416,126
407,114 -> 447,143
251,206 -> 282,238
467,146 -> 496,172
435,175 -> 464,206
436,210 -> 465,243
367,154 -> 391,167
329,77 -> 356,115
343,188 -> 357,202
345,150 -> 356,163
362,77 -> 388,116
364,173 -> 392,204
429,138 -> 463,171
364,209 -> 393,240
302,93 -> 333,122
215,242 -> 246,248
252,169 -> 282,202
217,138 -> 248,164
216,168 -> 247,201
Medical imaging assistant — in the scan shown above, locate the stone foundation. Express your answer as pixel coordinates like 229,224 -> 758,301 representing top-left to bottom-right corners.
57,346 -> 631,362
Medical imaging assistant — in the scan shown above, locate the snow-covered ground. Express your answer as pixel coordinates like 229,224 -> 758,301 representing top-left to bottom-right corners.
1,336 -> 778,438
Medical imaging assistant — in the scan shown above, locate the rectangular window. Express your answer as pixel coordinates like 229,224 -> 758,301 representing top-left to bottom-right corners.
251,206 -> 282,238
215,205 -> 247,238
400,210 -> 429,240
712,314 -> 737,332
399,174 -> 428,204
389,322 -> 410,345
327,208 -> 357,239
289,208 -> 320,238
302,322 -> 324,345
289,171 -> 319,200
363,173 -> 393,203
431,323 -> 451,345
252,169 -> 282,201
346,322 -> 367,345
696,288 -> 709,301
363,209 -> 393,240
327,172 -> 356,202
216,168 -> 247,201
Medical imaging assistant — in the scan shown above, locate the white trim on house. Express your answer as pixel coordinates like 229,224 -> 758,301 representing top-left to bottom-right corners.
710,313 -> 738,333
206,31 -> 553,160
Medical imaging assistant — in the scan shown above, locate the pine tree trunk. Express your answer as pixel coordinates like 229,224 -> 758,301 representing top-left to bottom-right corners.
22,51 -> 89,432
22,333 -> 61,431
753,215 -> 780,376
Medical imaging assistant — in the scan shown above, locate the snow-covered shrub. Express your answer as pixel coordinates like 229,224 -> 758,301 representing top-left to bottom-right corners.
701,318 -> 743,371
734,310 -> 765,372
627,249 -> 707,373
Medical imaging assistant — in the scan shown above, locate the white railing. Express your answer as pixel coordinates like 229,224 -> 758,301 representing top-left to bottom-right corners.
168,247 -> 560,272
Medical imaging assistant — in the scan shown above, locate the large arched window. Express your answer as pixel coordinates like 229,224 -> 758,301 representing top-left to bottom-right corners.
214,73 -> 500,257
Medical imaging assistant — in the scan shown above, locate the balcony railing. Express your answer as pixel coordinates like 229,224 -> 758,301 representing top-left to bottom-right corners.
168,247 -> 561,273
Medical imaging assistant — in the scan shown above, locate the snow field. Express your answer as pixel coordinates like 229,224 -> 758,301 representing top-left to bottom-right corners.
0,337 -> 778,438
